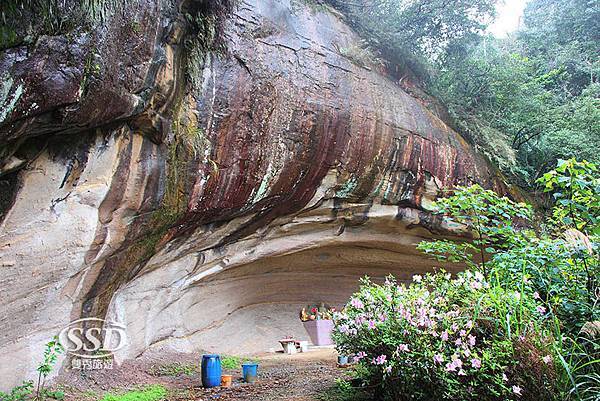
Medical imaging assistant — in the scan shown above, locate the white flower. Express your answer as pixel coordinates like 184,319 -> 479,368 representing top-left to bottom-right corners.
412,275 -> 422,283
542,355 -> 552,364
512,385 -> 523,396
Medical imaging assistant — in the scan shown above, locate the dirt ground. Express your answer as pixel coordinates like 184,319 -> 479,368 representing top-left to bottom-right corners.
56,348 -> 350,401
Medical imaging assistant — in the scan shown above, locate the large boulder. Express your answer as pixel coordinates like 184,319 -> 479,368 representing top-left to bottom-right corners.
0,0 -> 505,389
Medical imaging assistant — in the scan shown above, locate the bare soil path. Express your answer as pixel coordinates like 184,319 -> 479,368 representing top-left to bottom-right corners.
57,349 -> 351,401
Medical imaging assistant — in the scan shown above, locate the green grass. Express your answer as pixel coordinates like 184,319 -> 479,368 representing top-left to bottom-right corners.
317,379 -> 370,401
99,385 -> 167,401
148,356 -> 259,377
221,355 -> 241,369
149,362 -> 197,376
316,379 -> 372,401
221,355 -> 259,369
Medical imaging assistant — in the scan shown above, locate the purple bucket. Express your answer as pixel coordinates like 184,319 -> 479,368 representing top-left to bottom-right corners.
303,319 -> 334,346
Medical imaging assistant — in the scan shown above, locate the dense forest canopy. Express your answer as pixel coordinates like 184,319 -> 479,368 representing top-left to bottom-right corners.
327,0 -> 599,188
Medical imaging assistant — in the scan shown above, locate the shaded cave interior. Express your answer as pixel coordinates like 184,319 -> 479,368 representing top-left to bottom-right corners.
128,240 -> 459,356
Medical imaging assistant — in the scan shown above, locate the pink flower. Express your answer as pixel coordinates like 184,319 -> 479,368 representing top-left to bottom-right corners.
471,358 -> 481,369
445,362 -> 457,372
466,320 -> 474,329
397,344 -> 410,352
512,385 -> 523,396
368,320 -> 376,329
467,334 -> 476,346
536,305 -> 547,314
441,331 -> 449,341
470,281 -> 482,290
433,354 -> 444,364
351,299 -> 364,309
459,330 -> 466,337
373,354 -> 387,365
445,357 -> 463,372
533,292 -> 541,300
354,351 -> 367,362
455,338 -> 462,346
542,355 -> 552,364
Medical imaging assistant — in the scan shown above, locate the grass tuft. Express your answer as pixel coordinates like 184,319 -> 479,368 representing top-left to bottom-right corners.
100,385 -> 167,401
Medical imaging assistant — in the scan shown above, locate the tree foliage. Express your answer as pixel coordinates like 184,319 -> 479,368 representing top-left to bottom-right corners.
417,184 -> 531,276
325,0 -> 497,82
432,0 -> 599,186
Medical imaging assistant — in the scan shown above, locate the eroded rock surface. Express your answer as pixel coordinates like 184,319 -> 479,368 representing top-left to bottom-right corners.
0,0 -> 505,389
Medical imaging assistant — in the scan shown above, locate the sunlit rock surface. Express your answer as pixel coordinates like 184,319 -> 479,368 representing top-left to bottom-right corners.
0,0 -> 506,389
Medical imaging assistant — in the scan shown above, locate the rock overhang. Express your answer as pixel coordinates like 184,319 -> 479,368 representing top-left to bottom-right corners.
0,0 -> 505,390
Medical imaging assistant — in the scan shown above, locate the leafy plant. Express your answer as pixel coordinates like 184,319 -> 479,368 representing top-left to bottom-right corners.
538,159 -> 599,234
332,273 -> 557,401
317,378 -> 370,401
417,184 -> 531,276
0,337 -> 63,401
34,337 -> 63,401
417,163 -> 598,399
99,385 -> 167,401
0,381 -> 33,401
221,356 -> 241,370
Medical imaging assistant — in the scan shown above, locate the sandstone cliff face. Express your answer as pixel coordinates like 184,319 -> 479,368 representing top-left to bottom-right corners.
0,0 -> 504,389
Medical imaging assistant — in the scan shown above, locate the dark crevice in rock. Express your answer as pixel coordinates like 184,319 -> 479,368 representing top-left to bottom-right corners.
0,169 -> 20,224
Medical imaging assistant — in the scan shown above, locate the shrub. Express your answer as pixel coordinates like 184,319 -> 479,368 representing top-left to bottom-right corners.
332,273 -> 558,401
409,161 -> 598,399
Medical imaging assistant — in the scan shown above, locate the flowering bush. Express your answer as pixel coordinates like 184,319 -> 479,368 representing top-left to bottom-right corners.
332,272 -> 558,401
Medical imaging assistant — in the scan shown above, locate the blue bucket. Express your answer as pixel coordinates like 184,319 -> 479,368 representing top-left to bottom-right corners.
242,362 -> 258,383
201,354 -> 222,388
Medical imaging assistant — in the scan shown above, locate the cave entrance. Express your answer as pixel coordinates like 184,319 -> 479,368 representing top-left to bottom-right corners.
168,242 -> 447,355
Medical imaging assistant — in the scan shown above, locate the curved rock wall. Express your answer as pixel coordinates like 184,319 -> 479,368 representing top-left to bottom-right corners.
0,0 -> 504,389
